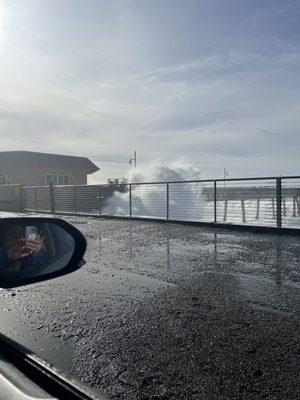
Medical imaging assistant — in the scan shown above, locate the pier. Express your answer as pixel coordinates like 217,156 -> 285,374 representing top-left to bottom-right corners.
202,186 -> 300,222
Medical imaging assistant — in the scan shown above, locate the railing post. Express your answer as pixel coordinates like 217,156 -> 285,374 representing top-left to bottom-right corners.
276,178 -> 282,228
214,181 -> 217,223
19,185 -> 24,211
129,184 -> 132,218
166,183 -> 169,220
74,186 -> 77,214
49,183 -> 55,213
34,187 -> 38,211
98,186 -> 102,215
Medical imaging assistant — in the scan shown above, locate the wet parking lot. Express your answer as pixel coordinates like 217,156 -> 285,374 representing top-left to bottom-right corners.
0,213 -> 299,399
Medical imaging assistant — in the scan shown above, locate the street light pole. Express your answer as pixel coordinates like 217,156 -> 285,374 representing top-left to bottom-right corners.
129,151 -> 137,169
223,168 -> 228,188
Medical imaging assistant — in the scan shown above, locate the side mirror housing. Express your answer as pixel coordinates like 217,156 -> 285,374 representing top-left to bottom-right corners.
0,218 -> 86,288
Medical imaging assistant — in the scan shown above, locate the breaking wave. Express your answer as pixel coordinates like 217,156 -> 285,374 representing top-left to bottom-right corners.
102,160 -> 206,220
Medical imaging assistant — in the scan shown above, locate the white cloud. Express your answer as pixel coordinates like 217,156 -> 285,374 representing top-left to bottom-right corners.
0,0 -> 299,181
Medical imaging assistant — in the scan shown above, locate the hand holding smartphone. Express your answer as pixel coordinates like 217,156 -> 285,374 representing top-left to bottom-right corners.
26,226 -> 38,242
25,226 -> 43,254
25,226 -> 38,254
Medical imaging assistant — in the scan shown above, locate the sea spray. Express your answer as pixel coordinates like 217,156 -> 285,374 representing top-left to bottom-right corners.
101,163 -> 300,226
101,160 -> 207,219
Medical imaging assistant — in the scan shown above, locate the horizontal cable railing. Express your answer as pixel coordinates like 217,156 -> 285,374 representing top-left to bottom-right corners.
19,176 -> 300,229
215,179 -> 277,227
131,183 -> 167,219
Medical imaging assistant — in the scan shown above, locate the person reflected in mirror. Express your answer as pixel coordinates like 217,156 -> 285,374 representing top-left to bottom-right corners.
0,224 -> 45,274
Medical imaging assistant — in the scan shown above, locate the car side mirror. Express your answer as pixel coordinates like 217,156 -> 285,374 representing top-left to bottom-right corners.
0,218 -> 86,288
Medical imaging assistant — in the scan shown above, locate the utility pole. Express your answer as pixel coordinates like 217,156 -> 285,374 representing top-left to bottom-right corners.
129,151 -> 137,169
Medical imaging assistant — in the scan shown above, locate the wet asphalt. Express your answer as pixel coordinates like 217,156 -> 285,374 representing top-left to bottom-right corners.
0,214 -> 299,400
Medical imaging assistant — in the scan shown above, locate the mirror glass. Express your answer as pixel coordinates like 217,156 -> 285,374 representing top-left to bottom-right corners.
0,221 -> 75,283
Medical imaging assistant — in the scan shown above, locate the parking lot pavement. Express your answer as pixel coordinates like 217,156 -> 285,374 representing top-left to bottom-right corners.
0,214 -> 299,399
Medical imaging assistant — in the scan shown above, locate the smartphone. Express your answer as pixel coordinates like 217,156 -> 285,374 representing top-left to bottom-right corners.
26,226 -> 38,241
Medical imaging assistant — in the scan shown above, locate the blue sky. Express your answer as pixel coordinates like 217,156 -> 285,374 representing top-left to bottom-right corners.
0,0 -> 299,181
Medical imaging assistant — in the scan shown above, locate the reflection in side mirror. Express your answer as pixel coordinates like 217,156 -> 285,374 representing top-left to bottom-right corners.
0,218 -> 86,288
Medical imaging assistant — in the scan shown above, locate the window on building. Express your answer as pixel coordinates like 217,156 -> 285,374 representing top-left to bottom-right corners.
0,173 -> 11,185
37,173 -> 75,186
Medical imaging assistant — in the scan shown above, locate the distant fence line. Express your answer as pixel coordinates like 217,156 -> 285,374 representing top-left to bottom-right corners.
12,176 -> 300,230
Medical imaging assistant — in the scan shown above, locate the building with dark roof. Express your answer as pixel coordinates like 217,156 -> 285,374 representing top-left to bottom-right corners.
0,151 -> 99,186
